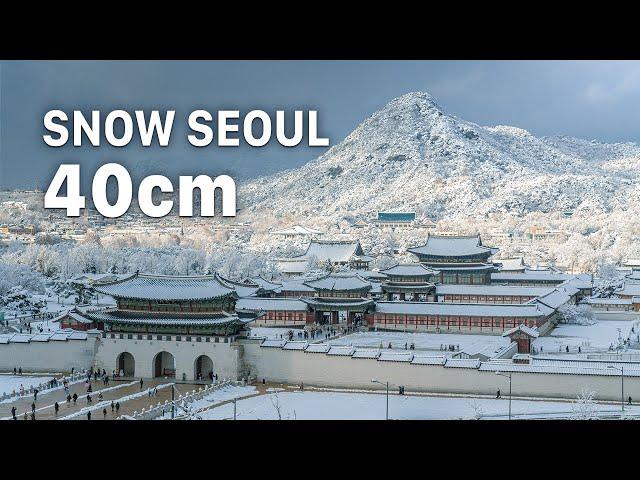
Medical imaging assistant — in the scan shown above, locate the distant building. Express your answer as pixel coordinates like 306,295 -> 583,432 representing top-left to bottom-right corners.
372,211 -> 436,230
276,239 -> 374,278
271,225 -> 323,239
497,257 -> 527,273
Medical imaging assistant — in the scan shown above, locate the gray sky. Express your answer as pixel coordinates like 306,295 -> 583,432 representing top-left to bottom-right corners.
1,60 -> 640,189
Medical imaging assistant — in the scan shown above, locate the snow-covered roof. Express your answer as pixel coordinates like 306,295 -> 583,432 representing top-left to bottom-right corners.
236,298 -> 308,312
275,258 -> 309,274
585,297 -> 633,305
282,341 -> 309,350
276,279 -> 317,293
444,358 -> 481,369
356,270 -> 389,280
616,283 -> 640,297
496,257 -> 527,272
85,310 -> 252,327
480,359 -> 640,377
248,277 -> 282,291
491,272 -> 574,283
94,273 -> 236,301
374,301 -> 552,318
381,263 -> 439,277
261,338 -> 287,348
351,348 -> 381,359
502,324 -> 540,338
411,355 -> 446,365
435,285 -> 554,297
378,351 -> 414,362
534,288 -> 573,309
327,345 -> 355,356
214,274 -> 260,297
272,225 -> 324,236
305,343 -> 331,354
301,239 -> 365,263
0,329 -> 94,344
408,235 -> 494,258
304,274 -> 372,292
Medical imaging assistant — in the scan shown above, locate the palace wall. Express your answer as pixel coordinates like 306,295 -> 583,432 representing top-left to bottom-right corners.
94,335 -> 242,381
0,335 -> 100,373
240,340 -> 640,402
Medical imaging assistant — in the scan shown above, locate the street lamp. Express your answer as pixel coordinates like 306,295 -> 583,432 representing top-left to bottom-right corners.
607,365 -> 625,412
371,378 -> 391,420
496,371 -> 512,420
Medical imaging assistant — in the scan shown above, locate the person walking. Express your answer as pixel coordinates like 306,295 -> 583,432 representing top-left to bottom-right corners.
103,408 -> 107,419
54,402 -> 59,415
111,400 -> 115,413
115,402 -> 120,413
496,389 -> 501,399
139,378 -> 144,390
87,411 -> 91,420
11,406 -> 16,420
31,402 -> 36,414
72,392 -> 78,405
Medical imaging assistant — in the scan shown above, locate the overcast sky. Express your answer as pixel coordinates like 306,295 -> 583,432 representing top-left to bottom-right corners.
1,60 -> 640,189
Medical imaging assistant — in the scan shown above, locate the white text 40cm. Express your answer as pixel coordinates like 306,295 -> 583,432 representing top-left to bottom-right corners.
44,163 -> 236,218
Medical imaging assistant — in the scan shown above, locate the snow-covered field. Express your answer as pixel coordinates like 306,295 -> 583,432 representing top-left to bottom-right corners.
534,319 -> 639,351
329,331 -> 509,353
197,390 -> 605,420
248,327 -> 304,339
0,374 -> 53,394
157,385 -> 258,419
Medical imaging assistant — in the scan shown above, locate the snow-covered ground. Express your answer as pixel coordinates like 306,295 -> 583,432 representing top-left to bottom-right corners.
329,331 -> 509,353
157,384 -> 258,419
197,390 -> 616,420
0,374 -> 53,394
248,327 -> 304,339
534,319 -> 639,351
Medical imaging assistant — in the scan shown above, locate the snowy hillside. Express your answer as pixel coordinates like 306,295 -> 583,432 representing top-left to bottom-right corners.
240,92 -> 640,220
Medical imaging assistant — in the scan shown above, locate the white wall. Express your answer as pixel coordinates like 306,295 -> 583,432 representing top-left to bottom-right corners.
241,340 -> 640,402
0,335 -> 100,373
94,336 -> 242,381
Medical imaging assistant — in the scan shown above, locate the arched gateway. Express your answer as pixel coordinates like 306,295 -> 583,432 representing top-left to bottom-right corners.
153,351 -> 176,378
116,352 -> 135,377
194,355 -> 214,381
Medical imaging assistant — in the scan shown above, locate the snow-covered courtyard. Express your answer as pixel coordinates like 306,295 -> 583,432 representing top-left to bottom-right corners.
0,374 -> 53,394
534,318 -> 640,351
329,330 -> 510,353
196,389 -> 632,420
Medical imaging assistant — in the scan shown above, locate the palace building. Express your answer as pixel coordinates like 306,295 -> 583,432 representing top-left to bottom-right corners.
407,235 -> 500,285
275,239 -> 375,277
379,263 -> 439,301
84,273 -> 260,381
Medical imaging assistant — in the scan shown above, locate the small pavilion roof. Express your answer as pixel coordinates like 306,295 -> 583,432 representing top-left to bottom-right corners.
502,324 -> 540,338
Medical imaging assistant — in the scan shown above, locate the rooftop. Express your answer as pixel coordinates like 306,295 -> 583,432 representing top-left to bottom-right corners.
381,263 -> 440,277
94,273 -> 237,301
408,235 -> 496,258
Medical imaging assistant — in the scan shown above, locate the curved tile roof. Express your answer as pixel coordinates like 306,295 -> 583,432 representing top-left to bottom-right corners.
94,273 -> 236,301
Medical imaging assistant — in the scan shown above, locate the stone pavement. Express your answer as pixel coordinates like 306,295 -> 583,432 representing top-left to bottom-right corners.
0,376 -> 204,421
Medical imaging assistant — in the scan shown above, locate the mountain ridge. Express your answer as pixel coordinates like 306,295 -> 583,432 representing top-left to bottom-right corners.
239,91 -> 640,221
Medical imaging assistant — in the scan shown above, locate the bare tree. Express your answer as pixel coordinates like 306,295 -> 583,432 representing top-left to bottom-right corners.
570,388 -> 599,420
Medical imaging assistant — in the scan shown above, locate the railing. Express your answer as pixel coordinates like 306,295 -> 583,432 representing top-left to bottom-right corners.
0,370 -> 87,402
127,378 -> 244,420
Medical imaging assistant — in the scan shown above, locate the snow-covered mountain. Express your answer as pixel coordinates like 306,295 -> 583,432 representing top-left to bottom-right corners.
240,91 -> 640,221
